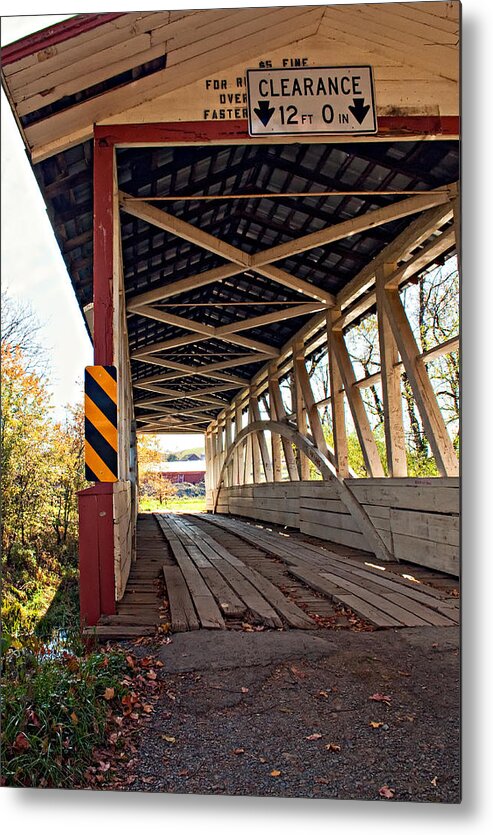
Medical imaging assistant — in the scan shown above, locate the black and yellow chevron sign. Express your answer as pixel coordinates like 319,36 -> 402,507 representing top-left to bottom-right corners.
84,366 -> 118,482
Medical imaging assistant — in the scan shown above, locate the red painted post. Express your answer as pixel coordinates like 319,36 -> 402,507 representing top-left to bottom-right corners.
93,136 -> 114,366
78,484 -> 116,626
77,133 -> 116,626
95,485 -> 117,617
78,489 -> 101,627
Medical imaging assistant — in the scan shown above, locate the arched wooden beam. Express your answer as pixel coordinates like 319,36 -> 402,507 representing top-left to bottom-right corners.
214,420 -> 394,563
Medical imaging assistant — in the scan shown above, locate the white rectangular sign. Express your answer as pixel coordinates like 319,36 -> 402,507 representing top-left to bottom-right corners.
247,66 -> 377,136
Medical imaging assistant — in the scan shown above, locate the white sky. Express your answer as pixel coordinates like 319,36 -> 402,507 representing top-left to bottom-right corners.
0,11 -> 204,453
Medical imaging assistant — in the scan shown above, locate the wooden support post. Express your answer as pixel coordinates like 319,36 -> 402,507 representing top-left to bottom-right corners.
225,412 -> 233,488
326,310 -> 349,478
250,388 -> 274,482
211,428 -> 218,493
267,368 -> 283,481
234,403 -> 243,486
292,343 -> 311,480
243,425 -> 253,485
78,134 -> 117,620
383,287 -> 459,477
330,329 -> 385,477
93,137 -> 114,366
251,433 -> 262,484
268,368 -> 300,481
216,422 -> 224,489
205,430 -> 212,508
293,340 -> 331,461
376,266 -> 408,477
246,393 -> 261,483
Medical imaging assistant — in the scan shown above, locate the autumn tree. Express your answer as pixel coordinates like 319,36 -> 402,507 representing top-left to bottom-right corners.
1,343 -> 53,565
48,403 -> 87,550
137,434 -> 176,506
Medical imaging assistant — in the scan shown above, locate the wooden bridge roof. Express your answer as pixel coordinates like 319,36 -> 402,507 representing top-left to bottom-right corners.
2,6 -> 460,434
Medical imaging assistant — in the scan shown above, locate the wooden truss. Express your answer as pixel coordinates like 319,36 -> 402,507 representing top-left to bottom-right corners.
122,186 -> 454,434
203,185 -> 459,511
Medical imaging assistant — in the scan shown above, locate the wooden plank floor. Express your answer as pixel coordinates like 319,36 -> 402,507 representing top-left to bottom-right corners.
156,513 -> 314,631
197,513 -> 459,630
86,514 -> 168,639
87,511 -> 459,638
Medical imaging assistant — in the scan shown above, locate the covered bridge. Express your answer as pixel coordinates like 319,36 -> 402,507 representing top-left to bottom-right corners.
2,3 -> 460,635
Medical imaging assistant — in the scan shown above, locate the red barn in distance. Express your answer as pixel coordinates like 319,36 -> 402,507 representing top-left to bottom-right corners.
161,459 -> 206,485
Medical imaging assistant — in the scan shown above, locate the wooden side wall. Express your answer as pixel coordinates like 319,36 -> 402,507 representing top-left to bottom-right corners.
113,480 -> 133,600
216,477 -> 459,576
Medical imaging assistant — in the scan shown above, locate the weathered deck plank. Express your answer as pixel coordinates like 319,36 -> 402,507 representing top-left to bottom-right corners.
155,515 -> 225,629
170,515 -> 315,629
202,513 -> 459,630
161,514 -> 283,628
162,564 -> 200,632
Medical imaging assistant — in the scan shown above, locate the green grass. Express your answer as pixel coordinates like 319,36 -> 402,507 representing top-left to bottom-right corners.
139,495 -> 206,513
1,646 -> 127,787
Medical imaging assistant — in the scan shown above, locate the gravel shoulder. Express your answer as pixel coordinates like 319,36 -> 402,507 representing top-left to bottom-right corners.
124,625 -> 460,803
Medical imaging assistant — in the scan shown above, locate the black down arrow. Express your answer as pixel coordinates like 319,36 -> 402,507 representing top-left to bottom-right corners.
348,97 -> 370,125
254,100 -> 275,127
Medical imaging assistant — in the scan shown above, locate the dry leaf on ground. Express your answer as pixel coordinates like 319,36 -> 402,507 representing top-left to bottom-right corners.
325,743 -> 341,752
369,693 -> 391,705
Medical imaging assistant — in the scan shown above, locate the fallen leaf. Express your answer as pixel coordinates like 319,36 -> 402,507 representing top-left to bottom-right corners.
104,687 -> 115,701
26,709 -> 41,727
130,712 -> 139,720
143,704 -> 153,713
318,690 -> 330,698
233,747 -> 245,755
306,733 -> 322,741
379,785 -> 395,799
370,721 -> 383,729
162,735 -> 176,744
259,757 -> 267,763
241,687 -> 249,694
431,776 -> 438,787
397,670 -> 411,677
155,660 -> 164,667
142,776 -> 154,784
126,655 -> 135,668
70,711 -> 79,725
147,669 -> 157,680
315,777 -> 329,785
13,733 -> 30,752
369,693 -> 392,705
99,761 -> 110,772
178,769 -> 189,777
325,743 -> 341,752
270,770 -> 281,777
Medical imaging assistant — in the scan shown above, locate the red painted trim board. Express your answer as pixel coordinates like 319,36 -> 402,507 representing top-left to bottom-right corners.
1,14 -> 125,66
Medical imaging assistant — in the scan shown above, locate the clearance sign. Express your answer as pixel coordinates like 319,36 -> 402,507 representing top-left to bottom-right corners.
247,66 -> 377,136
